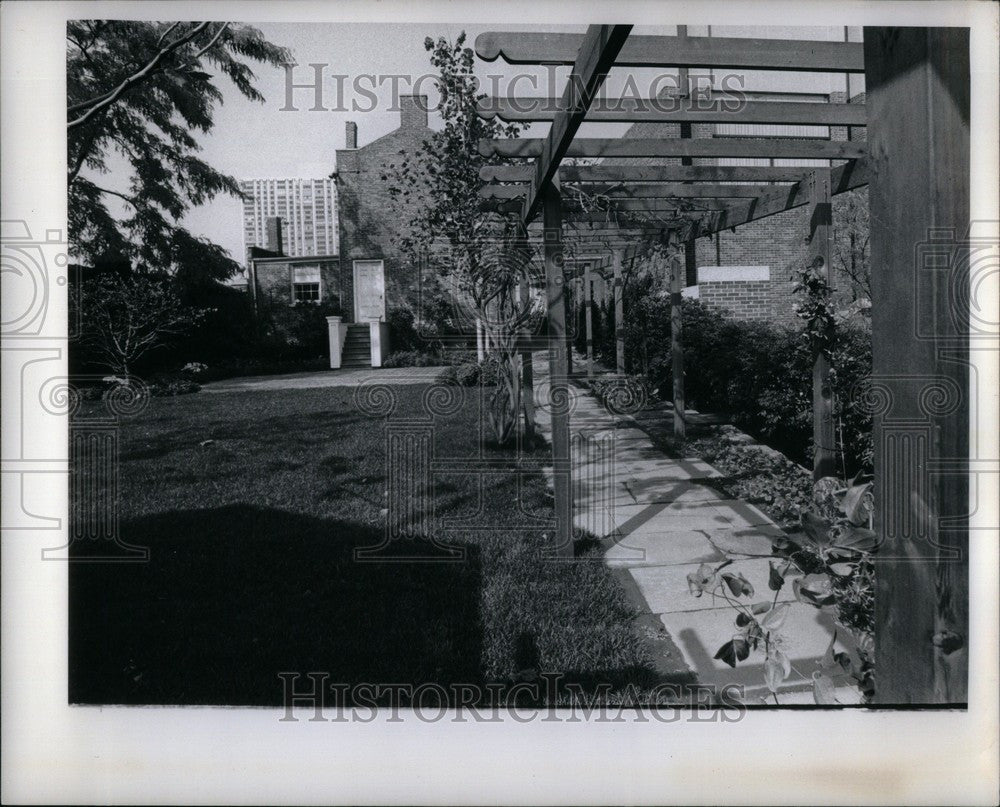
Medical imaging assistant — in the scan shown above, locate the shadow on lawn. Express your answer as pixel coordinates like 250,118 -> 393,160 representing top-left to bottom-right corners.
69,504 -> 483,706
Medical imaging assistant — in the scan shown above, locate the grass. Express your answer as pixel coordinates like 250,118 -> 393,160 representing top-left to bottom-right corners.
69,382 -> 662,706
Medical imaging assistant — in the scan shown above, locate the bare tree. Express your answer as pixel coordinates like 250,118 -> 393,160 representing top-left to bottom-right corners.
75,274 -> 205,376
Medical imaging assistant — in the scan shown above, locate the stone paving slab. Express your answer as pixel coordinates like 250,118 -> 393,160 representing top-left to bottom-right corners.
605,530 -> 725,568
621,478 -> 727,505
630,559 -> 798,614
658,605 -> 857,698
622,457 -> 724,480
611,500 -> 749,536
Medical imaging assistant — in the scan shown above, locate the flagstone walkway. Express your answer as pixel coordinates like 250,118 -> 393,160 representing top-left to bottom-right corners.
532,356 -> 860,705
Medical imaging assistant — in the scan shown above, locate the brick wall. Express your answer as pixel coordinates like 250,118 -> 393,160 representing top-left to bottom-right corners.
335,95 -> 432,322
252,258 -> 342,308
622,89 -> 869,327
692,207 -> 810,326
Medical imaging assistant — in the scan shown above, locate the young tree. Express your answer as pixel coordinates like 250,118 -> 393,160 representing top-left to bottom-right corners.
833,188 -> 871,303
384,34 -> 541,444
74,273 -> 204,376
67,21 -> 290,279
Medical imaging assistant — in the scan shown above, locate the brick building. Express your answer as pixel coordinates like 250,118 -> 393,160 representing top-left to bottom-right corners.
246,95 -> 434,367
247,217 -> 341,309
333,94 -> 433,324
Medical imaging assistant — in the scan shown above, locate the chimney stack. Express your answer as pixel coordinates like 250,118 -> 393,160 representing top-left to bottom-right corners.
399,94 -> 429,130
345,121 -> 357,149
265,216 -> 284,255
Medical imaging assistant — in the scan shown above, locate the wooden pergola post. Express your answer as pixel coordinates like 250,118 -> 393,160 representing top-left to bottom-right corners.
669,234 -> 686,440
544,180 -> 573,558
584,262 -> 594,379
808,167 -> 836,480
518,276 -> 536,439
865,26 -> 970,705
613,248 -> 626,375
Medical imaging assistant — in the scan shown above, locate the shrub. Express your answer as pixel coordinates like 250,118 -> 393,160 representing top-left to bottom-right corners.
381,349 -> 443,368
442,361 -> 480,387
441,354 -> 504,387
262,301 -> 341,361
148,377 -> 201,396
632,299 -> 872,475
386,307 -> 420,353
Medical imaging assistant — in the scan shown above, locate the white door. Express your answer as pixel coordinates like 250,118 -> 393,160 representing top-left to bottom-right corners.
353,260 -> 385,322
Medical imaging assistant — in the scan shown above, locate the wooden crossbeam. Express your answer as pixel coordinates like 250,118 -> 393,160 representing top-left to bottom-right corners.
484,196 -> 716,220
706,158 -> 868,234
477,96 -> 867,126
484,160 -> 869,233
565,198 -> 734,213
480,136 -> 866,160
475,32 -> 865,72
481,164 -> 816,183
521,24 -> 632,224
481,183 -> 781,200
558,212 -> 710,227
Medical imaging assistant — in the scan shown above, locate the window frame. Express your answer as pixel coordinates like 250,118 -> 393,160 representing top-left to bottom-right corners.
290,263 -> 323,305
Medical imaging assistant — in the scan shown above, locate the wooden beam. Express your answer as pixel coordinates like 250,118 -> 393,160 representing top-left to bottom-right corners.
612,249 -> 625,374
704,158 -> 869,235
481,164 -> 817,183
522,24 -> 632,224
543,180 -> 574,559
480,137 -> 866,161
518,276 -> 536,440
482,183 -> 781,200
475,31 -> 865,72
562,212 -> 712,227
669,237 -> 686,439
865,26 -> 970,706
584,262 -> 594,379
566,199 -> 734,214
477,96 -> 867,126
808,168 -> 836,481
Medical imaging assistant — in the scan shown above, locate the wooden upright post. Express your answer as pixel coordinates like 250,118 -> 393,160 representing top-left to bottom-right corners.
543,180 -> 573,558
669,235 -> 686,439
865,27 -> 970,704
808,168 -> 836,481
613,248 -> 626,375
518,276 -> 536,439
584,262 -> 594,379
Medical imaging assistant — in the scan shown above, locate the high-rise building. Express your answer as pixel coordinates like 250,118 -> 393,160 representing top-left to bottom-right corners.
239,178 -> 338,259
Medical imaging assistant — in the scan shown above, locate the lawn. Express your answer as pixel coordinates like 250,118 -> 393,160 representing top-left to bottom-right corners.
69,382 -> 662,706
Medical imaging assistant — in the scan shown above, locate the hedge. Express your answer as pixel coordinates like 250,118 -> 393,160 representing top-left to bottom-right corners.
612,297 -> 873,476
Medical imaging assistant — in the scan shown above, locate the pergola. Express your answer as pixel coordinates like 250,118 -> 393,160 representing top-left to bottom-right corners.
475,26 -> 970,705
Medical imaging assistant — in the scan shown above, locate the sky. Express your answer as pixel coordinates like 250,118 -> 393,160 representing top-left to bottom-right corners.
92,23 -> 862,266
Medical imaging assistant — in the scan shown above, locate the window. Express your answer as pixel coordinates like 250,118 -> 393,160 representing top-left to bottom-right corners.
292,265 -> 321,304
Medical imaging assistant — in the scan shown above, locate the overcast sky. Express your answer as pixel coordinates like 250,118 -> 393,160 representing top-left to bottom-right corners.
100,23 -> 860,265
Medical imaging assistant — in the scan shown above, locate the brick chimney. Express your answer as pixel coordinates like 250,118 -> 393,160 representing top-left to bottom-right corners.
265,216 -> 284,255
399,94 -> 429,129
345,121 -> 357,149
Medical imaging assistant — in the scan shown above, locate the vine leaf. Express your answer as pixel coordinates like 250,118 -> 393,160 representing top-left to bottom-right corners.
761,603 -> 791,632
764,648 -> 792,692
714,637 -> 750,668
768,559 -> 790,591
793,573 -> 837,607
721,571 -> 754,598
812,671 -> 838,705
